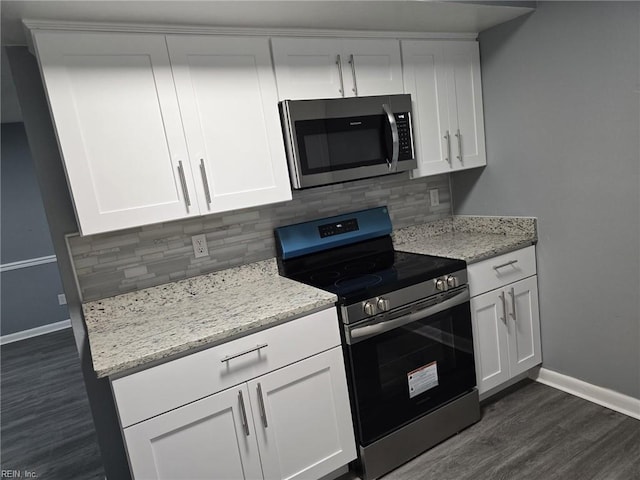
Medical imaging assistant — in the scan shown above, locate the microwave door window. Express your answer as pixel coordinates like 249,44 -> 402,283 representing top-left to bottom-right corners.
296,116 -> 387,174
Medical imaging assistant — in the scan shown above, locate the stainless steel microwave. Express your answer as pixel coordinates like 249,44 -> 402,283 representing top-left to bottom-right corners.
279,94 -> 417,189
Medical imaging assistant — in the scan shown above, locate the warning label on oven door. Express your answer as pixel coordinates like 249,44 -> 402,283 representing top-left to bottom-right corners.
408,361 -> 439,398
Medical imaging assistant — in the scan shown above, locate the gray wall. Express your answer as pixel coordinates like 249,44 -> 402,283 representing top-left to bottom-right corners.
1,122 -> 69,336
452,2 -> 640,398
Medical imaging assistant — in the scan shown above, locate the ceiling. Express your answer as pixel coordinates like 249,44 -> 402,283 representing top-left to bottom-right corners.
1,1 -> 535,46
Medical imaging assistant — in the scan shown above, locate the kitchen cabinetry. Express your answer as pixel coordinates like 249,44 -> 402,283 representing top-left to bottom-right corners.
33,31 -> 291,235
271,37 -> 403,100
402,40 -> 486,177
111,308 -> 357,480
468,246 -> 542,396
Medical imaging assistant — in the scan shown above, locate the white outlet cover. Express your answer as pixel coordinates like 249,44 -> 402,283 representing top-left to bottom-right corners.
58,293 -> 67,305
191,234 -> 209,258
429,189 -> 440,207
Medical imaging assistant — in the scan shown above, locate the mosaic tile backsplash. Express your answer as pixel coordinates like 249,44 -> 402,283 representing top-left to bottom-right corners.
68,173 -> 451,301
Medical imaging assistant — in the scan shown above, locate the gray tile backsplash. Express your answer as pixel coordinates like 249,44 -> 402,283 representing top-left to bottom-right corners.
69,173 -> 451,301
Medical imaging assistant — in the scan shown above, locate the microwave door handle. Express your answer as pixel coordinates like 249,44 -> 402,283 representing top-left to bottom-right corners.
347,288 -> 470,344
382,103 -> 399,172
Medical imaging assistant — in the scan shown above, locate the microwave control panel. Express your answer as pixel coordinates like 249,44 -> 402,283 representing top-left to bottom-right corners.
395,113 -> 414,160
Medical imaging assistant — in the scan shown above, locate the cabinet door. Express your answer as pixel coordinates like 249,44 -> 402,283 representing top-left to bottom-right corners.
470,289 -> 511,394
33,31 -> 199,235
401,41 -> 452,177
444,41 -> 486,169
167,36 -> 292,213
124,385 -> 263,480
271,37 -> 344,100
248,347 -> 356,480
506,276 -> 542,377
343,39 -> 403,97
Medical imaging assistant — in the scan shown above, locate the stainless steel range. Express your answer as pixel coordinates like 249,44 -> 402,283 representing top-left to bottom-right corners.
275,207 -> 480,480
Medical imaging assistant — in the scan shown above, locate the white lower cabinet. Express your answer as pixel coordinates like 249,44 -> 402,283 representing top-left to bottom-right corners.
113,309 -> 356,480
124,384 -> 263,480
469,248 -> 542,396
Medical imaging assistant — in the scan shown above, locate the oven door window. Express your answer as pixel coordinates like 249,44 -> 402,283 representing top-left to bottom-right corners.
346,302 -> 476,446
294,114 -> 392,175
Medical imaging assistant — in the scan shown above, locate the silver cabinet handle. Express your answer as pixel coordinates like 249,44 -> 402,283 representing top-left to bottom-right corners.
238,391 -> 249,436
382,103 -> 399,172
177,161 -> 191,209
257,383 -> 268,428
348,54 -> 358,96
455,129 -> 463,163
221,343 -> 268,363
508,287 -> 517,321
336,54 -> 345,97
493,260 -> 519,271
499,291 -> 507,324
444,131 -> 452,165
199,159 -> 212,209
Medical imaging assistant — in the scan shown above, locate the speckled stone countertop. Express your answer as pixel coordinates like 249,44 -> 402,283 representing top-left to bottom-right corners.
83,258 -> 336,378
393,215 -> 537,263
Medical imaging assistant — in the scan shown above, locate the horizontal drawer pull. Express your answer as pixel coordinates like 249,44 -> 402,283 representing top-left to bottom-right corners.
492,259 -> 518,270
220,343 -> 268,363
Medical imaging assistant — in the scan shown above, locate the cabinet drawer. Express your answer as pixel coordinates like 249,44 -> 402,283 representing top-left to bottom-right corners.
112,308 -> 340,428
468,246 -> 536,297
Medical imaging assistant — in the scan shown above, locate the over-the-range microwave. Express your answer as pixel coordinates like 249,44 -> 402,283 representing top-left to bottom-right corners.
279,94 -> 417,189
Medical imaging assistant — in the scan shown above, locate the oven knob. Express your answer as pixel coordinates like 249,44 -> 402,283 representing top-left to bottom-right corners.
363,301 -> 377,316
446,276 -> 459,288
435,278 -> 448,291
376,297 -> 391,312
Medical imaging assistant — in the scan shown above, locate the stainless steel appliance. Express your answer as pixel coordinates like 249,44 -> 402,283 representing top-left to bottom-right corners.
279,94 -> 417,189
275,207 -> 480,480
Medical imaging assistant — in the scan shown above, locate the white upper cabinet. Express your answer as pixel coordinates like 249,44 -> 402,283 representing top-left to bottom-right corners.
402,40 -> 486,177
33,31 -> 291,235
166,35 -> 292,214
271,37 -> 403,100
33,31 -> 201,235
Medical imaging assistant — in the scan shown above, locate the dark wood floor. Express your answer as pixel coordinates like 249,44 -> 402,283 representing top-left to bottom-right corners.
2,329 -> 638,480
380,382 -> 640,480
1,328 -> 105,480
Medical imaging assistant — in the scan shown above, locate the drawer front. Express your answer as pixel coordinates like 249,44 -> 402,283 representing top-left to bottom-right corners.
112,308 -> 340,428
468,246 -> 536,297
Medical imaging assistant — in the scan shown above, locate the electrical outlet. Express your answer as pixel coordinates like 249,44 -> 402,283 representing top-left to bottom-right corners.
429,189 -> 440,207
58,294 -> 67,306
192,234 -> 209,258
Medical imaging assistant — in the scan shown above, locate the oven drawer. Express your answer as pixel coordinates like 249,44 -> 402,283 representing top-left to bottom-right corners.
112,308 -> 340,428
468,246 -> 536,297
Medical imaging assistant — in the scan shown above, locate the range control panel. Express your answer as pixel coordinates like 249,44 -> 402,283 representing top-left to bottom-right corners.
319,218 -> 359,238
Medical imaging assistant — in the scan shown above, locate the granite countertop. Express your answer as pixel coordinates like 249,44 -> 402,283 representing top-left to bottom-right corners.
83,258 -> 336,378
393,215 -> 537,263
83,215 -> 537,379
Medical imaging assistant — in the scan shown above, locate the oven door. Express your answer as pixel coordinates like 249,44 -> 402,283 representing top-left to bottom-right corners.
344,286 -> 476,446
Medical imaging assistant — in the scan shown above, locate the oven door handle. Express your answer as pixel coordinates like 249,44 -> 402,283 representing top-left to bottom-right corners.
346,287 -> 470,345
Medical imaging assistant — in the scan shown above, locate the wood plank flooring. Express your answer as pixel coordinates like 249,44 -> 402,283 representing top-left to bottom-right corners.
379,382 -> 640,480
2,329 -> 638,480
1,328 -> 105,480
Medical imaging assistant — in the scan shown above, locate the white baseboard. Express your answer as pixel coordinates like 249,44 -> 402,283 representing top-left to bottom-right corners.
530,367 -> 640,420
1,319 -> 71,345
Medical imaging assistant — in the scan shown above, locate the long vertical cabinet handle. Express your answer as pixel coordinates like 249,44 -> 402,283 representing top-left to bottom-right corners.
199,159 -> 212,210
177,161 -> 191,210
508,287 -> 517,321
444,131 -> 452,165
348,54 -> 358,96
238,391 -> 250,436
257,383 -> 268,428
499,291 -> 507,324
455,129 -> 463,163
336,54 -> 345,97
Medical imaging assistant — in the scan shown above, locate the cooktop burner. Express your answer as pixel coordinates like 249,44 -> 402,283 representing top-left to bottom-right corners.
281,237 -> 466,304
